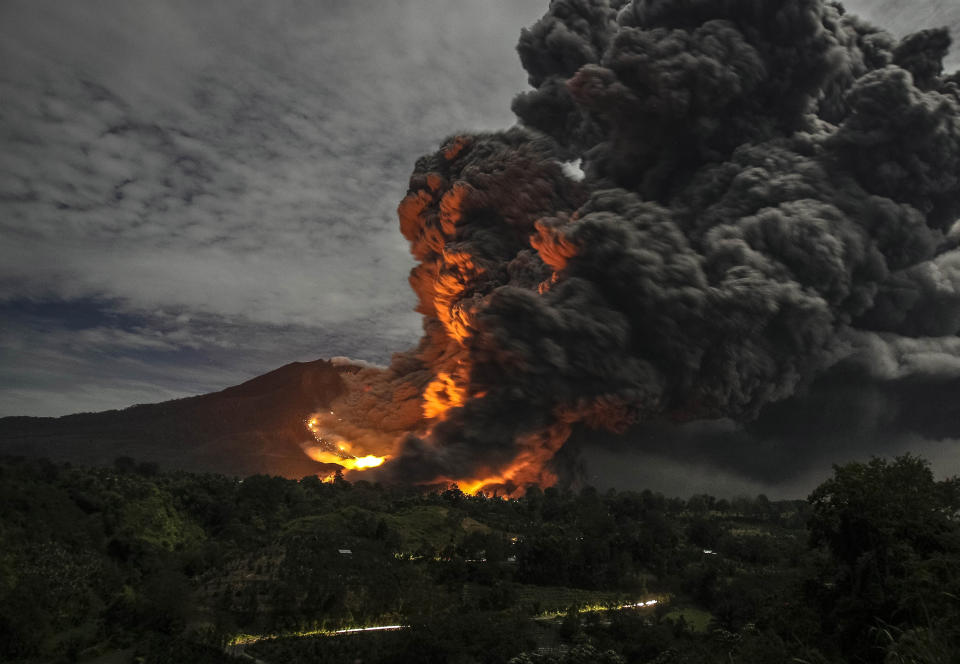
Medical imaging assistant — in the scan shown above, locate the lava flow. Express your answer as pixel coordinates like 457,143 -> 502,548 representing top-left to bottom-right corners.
303,413 -> 386,473
435,420 -> 573,497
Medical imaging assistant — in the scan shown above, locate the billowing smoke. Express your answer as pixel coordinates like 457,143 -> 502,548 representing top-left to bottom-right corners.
353,0 -> 960,494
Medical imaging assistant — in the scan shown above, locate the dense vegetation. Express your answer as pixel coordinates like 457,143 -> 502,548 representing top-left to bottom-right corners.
1,454 -> 957,663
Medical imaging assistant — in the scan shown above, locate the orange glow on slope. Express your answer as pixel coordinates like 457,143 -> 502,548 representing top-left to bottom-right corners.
304,448 -> 386,470
439,420 -> 572,497
304,414 -> 386,473
352,455 -> 387,468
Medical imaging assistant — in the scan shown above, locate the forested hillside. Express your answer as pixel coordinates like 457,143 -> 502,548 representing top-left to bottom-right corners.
1,455 -> 957,663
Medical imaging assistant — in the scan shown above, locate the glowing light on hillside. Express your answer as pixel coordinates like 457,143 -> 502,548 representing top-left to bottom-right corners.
303,414 -> 386,473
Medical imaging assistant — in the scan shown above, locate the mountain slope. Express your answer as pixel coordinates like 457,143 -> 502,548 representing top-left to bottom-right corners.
0,359 -> 349,477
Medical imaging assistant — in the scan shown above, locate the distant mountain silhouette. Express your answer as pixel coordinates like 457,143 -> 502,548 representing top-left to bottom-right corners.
0,359 -> 351,477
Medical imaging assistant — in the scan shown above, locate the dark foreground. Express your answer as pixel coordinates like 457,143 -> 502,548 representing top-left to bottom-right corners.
1,454 -> 958,663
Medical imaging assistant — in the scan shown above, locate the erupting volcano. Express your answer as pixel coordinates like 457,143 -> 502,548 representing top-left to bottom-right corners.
304,0 -> 960,497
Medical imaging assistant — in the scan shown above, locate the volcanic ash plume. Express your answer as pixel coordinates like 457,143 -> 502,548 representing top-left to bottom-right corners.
350,0 -> 960,495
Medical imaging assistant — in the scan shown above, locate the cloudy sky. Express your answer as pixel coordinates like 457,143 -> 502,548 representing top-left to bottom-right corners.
1,0 -> 958,494
0,0 -> 553,416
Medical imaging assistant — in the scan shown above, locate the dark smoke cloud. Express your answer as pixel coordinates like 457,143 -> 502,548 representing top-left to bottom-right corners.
577,356 -> 960,496
377,0 -> 960,492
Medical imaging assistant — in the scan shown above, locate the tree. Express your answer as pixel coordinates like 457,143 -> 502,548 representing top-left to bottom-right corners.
809,455 -> 951,570
807,455 -> 960,661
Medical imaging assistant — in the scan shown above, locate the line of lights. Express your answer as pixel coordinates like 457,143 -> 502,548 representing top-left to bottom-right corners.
615,599 -> 659,609
231,599 -> 660,646
333,625 -> 405,634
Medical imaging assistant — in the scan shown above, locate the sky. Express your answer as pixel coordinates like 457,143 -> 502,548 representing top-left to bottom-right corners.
1,0 -> 959,495
0,0 -> 549,416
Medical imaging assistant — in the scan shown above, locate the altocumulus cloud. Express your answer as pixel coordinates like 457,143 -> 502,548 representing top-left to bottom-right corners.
0,0 -> 545,415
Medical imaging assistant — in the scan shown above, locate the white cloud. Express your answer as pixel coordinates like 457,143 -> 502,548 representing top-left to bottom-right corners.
0,0 -> 548,415
841,0 -> 960,69
0,0 -> 546,329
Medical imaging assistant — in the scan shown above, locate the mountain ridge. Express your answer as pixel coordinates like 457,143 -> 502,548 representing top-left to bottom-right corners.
0,358 -> 352,478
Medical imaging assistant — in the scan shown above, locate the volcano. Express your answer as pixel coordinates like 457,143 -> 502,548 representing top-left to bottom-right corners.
4,1 -> 959,494
0,359 -> 354,478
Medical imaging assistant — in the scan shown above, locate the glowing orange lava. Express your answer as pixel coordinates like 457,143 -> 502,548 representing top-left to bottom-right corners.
304,448 -> 386,470
303,414 -> 386,474
438,420 -> 572,497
